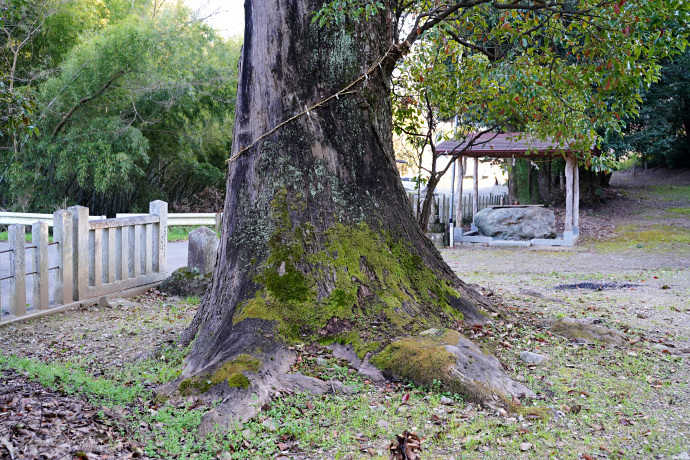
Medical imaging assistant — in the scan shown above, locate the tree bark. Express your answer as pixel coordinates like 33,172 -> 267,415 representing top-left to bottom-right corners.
174,0 -> 532,430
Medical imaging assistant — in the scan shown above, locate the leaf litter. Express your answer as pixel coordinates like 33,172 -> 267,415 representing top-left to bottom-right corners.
0,368 -> 146,459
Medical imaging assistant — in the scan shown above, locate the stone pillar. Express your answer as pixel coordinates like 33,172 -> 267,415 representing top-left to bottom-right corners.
32,221 -> 49,310
9,224 -> 26,317
188,226 -> 219,275
142,224 -> 152,275
150,200 -> 167,274
105,228 -> 116,283
53,210 -> 73,305
91,228 -> 102,286
131,224 -> 141,278
118,226 -> 129,280
69,206 -> 89,300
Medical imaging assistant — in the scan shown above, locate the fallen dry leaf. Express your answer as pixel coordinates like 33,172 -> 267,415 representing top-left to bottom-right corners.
389,430 -> 421,460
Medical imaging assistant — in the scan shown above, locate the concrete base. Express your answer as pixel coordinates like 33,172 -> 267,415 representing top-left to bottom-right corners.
454,228 -> 577,247
489,239 -> 531,247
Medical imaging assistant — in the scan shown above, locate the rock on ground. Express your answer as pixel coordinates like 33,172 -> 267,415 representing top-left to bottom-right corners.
159,267 -> 212,298
519,351 -> 548,365
549,317 -> 625,346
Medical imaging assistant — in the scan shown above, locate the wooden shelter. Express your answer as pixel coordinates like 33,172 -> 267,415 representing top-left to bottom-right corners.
436,133 -> 589,247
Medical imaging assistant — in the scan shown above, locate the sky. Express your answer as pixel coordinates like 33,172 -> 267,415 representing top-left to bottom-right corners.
184,0 -> 245,37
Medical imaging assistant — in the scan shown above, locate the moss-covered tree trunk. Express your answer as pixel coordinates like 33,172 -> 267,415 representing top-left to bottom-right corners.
174,0 -> 533,431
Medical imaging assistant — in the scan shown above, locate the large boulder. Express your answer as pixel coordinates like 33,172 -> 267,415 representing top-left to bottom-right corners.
474,206 -> 556,240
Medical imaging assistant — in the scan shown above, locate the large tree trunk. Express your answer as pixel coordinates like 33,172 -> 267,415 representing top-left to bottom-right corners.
172,0 -> 533,432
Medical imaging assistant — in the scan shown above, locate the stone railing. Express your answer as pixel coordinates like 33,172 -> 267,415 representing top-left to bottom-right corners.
0,201 -> 167,325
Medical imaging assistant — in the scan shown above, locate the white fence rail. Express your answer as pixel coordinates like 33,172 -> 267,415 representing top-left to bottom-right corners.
0,212 -> 106,226
1,211 -> 219,230
116,212 -> 221,230
0,201 -> 168,325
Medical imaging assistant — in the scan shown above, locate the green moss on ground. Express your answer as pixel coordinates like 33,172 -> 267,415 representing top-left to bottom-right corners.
595,224 -> 690,252
647,185 -> 690,201
179,354 -> 261,395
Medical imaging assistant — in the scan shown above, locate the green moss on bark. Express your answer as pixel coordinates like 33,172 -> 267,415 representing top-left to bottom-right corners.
179,354 -> 261,395
234,197 -> 465,349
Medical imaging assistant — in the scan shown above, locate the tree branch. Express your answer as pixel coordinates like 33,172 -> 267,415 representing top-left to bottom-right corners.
51,69 -> 127,137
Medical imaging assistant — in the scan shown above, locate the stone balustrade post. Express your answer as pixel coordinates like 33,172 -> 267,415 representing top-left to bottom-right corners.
8,224 -> 26,317
32,221 -> 49,310
149,200 -> 168,274
69,206 -> 89,300
53,210 -> 73,305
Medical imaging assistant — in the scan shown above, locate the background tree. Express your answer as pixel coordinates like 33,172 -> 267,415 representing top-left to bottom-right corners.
175,0 -> 689,430
392,41 -> 509,230
0,0 -> 241,214
389,0 -> 685,225
607,49 -> 690,168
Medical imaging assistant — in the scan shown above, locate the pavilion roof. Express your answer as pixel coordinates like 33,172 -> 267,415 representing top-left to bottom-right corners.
435,132 -> 592,159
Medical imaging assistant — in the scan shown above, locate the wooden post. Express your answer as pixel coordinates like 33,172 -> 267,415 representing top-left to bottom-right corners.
69,206 -> 89,300
573,158 -> 580,234
473,158 -> 479,219
9,224 -> 26,317
565,155 -> 574,232
454,156 -> 464,226
32,221 -> 49,310
52,210 -> 73,305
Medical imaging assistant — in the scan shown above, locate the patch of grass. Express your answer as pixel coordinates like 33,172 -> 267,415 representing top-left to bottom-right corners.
182,295 -> 201,306
647,185 -> 690,202
2,323 -> 686,460
0,355 -> 144,405
0,231 -> 53,243
167,225 -> 220,242
112,343 -> 191,387
666,207 -> 690,216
